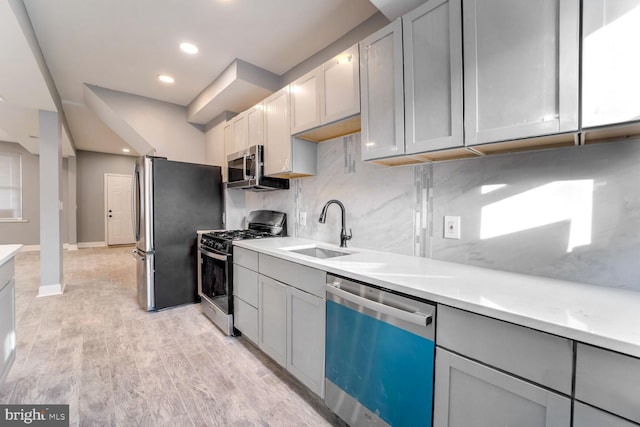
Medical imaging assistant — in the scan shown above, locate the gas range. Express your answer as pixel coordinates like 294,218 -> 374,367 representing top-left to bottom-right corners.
197,210 -> 287,336
201,229 -> 278,254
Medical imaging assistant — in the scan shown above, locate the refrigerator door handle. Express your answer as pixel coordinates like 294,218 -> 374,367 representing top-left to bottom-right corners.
132,164 -> 141,241
132,248 -> 153,261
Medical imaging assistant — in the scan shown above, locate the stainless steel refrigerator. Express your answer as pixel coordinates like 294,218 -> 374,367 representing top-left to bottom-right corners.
132,156 -> 223,311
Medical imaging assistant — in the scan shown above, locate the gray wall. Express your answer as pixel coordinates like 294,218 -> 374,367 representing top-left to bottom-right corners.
244,135 -> 640,292
0,141 -> 40,245
76,150 -> 136,243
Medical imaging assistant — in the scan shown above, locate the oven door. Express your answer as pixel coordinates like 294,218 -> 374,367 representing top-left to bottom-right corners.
198,246 -> 231,315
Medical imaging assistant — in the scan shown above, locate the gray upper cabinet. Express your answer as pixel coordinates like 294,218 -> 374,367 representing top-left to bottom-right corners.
290,68 -> 322,135
462,0 -> 579,146
264,86 -> 292,177
434,348 -> 571,427
404,0 -> 463,154
360,19 -> 405,161
582,0 -> 640,129
321,44 -> 360,125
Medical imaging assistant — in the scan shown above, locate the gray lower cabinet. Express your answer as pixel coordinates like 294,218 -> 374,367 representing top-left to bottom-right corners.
574,402 -> 639,427
286,286 -> 325,397
258,274 -> 287,366
256,256 -> 327,398
437,305 -> 573,395
0,258 -> 16,385
575,343 -> 640,424
433,348 -> 571,427
233,249 -> 260,343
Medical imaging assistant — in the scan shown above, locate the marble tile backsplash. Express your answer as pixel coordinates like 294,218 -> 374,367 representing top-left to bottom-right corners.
238,134 -> 640,291
244,134 -> 416,255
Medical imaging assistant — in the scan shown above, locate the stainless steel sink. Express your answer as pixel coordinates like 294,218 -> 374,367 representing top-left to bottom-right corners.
284,246 -> 354,259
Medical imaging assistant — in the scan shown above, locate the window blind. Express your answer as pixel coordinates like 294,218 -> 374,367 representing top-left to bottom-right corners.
0,152 -> 22,219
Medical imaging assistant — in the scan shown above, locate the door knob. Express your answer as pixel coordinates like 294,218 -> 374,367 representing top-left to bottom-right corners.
109,209 -> 112,213
109,215 -> 113,218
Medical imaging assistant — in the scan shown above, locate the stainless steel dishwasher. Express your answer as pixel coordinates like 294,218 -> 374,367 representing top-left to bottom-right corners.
325,274 -> 436,427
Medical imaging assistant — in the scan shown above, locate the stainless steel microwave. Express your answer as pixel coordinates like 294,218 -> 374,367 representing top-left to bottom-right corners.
227,145 -> 289,191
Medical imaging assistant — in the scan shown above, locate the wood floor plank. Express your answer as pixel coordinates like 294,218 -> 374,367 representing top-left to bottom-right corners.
2,247 -> 343,427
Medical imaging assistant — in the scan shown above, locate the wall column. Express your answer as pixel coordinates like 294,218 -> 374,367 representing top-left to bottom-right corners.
67,156 -> 78,250
38,110 -> 64,297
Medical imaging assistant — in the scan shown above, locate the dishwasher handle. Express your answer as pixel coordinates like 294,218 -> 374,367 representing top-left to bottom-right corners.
327,281 -> 433,328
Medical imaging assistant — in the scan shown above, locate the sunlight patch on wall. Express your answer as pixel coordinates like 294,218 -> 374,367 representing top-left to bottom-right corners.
480,180 -> 594,253
481,184 -> 506,194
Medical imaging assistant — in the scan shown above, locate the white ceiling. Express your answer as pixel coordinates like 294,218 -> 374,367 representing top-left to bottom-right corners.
16,0 -> 379,156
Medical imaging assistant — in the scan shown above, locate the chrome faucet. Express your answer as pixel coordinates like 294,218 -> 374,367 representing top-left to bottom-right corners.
319,199 -> 352,248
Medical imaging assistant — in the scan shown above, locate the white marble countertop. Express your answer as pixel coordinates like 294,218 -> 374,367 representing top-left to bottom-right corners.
235,237 -> 640,358
0,244 -> 22,266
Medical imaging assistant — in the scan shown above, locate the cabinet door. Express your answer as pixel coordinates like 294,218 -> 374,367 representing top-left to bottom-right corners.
433,348 -> 571,427
222,122 -> 233,182
247,103 -> 264,147
290,69 -> 321,134
322,44 -> 360,124
574,402 -> 639,427
0,278 -> 15,385
404,0 -> 463,153
232,112 -> 248,153
233,264 -> 258,307
463,0 -> 579,145
582,0 -> 640,128
575,343 -> 640,424
234,296 -> 258,344
360,19 -> 405,160
264,86 -> 291,176
286,287 -> 325,397
258,275 -> 287,366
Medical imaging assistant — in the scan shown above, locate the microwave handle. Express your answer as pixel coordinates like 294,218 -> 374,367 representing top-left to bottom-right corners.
244,154 -> 255,181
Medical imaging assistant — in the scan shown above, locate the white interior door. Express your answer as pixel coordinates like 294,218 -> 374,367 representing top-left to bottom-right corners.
105,174 -> 134,245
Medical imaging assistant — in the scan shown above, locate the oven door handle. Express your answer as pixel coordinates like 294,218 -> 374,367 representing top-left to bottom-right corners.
199,246 -> 228,261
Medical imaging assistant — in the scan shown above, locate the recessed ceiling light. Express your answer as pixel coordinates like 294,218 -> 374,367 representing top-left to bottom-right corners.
157,74 -> 175,84
180,42 -> 199,54
122,148 -> 130,153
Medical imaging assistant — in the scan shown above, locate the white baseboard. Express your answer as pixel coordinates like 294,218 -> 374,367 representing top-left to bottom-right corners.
37,282 -> 65,297
77,241 -> 106,249
19,244 -> 80,252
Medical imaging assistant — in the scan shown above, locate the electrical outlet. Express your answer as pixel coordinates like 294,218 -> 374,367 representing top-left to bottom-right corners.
299,211 -> 307,226
444,216 -> 461,239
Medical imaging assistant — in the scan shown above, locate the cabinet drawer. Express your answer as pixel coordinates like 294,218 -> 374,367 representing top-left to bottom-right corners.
233,264 -> 258,307
437,305 -> 573,394
258,254 -> 325,299
0,258 -> 15,291
575,343 -> 640,424
234,247 -> 258,271
234,296 -> 258,344
574,402 -> 638,427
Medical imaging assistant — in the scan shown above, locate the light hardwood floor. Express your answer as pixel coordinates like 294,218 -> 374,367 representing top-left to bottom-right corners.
0,246 -> 342,426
